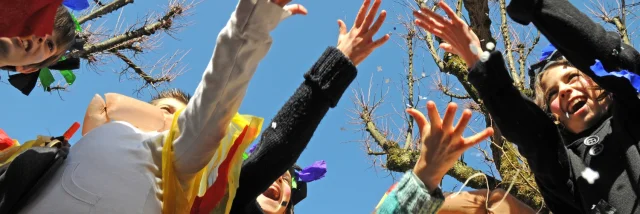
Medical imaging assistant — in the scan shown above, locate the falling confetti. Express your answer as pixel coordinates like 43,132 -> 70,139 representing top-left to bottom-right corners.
271,122 -> 277,129
479,51 -> 491,62
486,42 -> 495,51
406,104 -> 413,108
581,167 -> 600,184
421,72 -> 426,77
377,66 -> 383,72
385,78 -> 390,83
469,43 -> 479,55
419,95 -> 427,100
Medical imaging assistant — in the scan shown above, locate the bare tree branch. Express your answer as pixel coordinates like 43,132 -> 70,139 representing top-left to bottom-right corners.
498,0 -> 521,89
93,0 -> 106,7
72,4 -> 185,58
79,0 -> 135,24
589,0 -> 632,45
112,51 -> 172,85
403,29 -> 416,150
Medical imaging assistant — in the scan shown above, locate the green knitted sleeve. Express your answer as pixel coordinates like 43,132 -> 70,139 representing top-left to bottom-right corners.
375,171 -> 444,214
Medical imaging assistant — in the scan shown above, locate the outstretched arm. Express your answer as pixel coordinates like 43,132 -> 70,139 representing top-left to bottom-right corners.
170,0 -> 302,182
508,0 -> 640,100
413,2 -> 581,212
232,0 -> 390,210
467,52 -> 580,212
375,102 -> 494,214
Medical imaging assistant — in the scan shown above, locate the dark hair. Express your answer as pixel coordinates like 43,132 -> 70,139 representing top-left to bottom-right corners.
286,164 -> 306,214
1,6 -> 77,71
150,88 -> 192,105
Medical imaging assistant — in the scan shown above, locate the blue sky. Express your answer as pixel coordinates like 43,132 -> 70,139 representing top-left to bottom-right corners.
0,0 -> 610,213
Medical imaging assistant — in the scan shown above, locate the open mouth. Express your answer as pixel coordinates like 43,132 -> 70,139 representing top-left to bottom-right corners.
22,39 -> 32,52
17,38 -> 32,53
263,184 -> 281,201
567,97 -> 587,115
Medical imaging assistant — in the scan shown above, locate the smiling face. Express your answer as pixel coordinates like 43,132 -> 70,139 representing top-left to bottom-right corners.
0,35 -> 60,72
257,171 -> 293,214
538,64 -> 611,133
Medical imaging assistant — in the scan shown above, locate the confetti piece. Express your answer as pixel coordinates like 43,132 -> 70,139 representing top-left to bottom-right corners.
421,72 -> 426,77
470,43 -> 479,55
377,66 -> 383,72
385,78 -> 390,83
406,104 -> 412,108
581,167 -> 599,184
271,122 -> 277,129
480,51 -> 491,62
486,42 -> 495,51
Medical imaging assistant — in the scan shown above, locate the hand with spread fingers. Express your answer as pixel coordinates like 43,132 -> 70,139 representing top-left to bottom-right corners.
407,101 -> 494,192
413,1 -> 481,67
337,0 -> 390,66
270,0 -> 308,15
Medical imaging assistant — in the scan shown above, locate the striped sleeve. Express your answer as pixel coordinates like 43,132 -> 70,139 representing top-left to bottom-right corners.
375,171 -> 444,214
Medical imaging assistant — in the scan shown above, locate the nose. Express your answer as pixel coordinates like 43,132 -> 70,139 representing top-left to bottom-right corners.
558,83 -> 573,99
34,35 -> 48,44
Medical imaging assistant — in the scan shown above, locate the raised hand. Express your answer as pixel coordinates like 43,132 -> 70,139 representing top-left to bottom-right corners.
413,1 -> 482,67
408,101 -> 494,192
270,0 -> 308,15
337,0 -> 390,66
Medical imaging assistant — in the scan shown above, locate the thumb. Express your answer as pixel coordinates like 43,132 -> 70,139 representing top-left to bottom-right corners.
461,127 -> 494,151
406,108 -> 429,136
283,4 -> 308,16
337,19 -> 347,35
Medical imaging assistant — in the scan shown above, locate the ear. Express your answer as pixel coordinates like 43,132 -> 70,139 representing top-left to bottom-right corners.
15,66 -> 38,74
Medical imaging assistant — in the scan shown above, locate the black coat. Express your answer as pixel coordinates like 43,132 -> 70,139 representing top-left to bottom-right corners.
230,47 -> 357,214
466,0 -> 640,213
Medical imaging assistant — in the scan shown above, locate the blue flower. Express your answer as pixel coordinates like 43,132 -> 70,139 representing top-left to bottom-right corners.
590,60 -> 640,93
63,0 -> 90,11
539,44 -> 556,61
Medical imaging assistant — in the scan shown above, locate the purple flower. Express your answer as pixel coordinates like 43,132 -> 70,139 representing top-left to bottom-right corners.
296,160 -> 327,183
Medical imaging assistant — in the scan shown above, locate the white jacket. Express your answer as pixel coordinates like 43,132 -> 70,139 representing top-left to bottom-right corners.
20,0 -> 289,213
